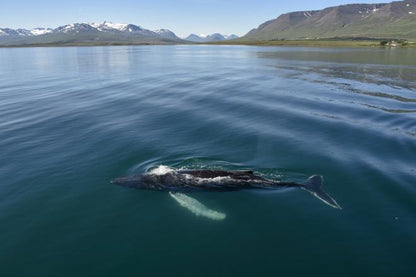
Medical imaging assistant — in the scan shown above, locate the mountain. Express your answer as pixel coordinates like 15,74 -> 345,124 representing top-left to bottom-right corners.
224,34 -> 239,40
154,29 -> 181,40
185,34 -> 205,42
185,33 -> 239,42
0,21 -> 184,46
242,0 -> 416,41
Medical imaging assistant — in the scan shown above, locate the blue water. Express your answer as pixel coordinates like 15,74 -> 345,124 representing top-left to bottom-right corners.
1,45 -> 415,276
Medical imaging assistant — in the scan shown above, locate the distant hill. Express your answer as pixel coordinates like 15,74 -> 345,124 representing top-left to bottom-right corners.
154,29 -> 181,40
242,0 -> 416,41
185,33 -> 239,42
0,21 -> 184,46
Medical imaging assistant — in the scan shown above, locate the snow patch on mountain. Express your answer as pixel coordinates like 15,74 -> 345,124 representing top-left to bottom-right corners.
30,28 -> 53,35
154,29 -> 169,34
90,21 -> 129,31
101,22 -> 128,31
63,24 -> 75,32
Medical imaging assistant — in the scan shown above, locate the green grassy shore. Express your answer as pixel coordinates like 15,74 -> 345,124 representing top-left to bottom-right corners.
210,39 -> 416,48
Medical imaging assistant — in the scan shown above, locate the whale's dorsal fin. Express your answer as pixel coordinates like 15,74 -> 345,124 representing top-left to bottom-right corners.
169,192 -> 226,220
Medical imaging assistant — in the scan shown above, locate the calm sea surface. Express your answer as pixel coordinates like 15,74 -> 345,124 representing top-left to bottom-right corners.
0,45 -> 415,276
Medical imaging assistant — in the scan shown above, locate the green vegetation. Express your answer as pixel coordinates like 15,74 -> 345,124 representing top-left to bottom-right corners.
242,1 -> 416,43
211,38 -> 416,48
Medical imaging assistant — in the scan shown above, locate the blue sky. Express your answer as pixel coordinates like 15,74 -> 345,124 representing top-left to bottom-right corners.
1,0 -> 387,37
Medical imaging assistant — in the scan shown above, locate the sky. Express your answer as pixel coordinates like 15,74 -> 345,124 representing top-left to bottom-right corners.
1,0 -> 388,37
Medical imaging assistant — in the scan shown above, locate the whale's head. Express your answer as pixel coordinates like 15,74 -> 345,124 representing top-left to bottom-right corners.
111,174 -> 148,188
111,173 -> 174,190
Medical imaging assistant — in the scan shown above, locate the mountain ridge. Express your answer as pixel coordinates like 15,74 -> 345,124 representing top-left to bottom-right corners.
0,21 -> 184,45
2,1 -> 416,47
242,0 -> 416,41
0,21 -> 239,46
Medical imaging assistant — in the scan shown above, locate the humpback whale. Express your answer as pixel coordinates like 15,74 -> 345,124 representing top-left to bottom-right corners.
112,166 -> 341,219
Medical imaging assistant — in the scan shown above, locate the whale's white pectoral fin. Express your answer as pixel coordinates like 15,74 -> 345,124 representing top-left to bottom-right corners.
169,192 -> 226,220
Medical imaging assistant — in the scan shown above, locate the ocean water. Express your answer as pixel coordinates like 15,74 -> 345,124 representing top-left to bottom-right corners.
0,45 -> 415,276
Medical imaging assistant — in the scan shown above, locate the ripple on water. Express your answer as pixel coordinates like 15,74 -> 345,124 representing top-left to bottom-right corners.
0,46 -> 416,276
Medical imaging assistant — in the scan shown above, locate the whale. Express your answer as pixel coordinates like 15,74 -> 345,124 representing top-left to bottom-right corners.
112,165 -> 341,219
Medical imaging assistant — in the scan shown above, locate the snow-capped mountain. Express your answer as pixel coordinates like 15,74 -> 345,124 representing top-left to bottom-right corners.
0,27 -> 53,36
1,21 -> 236,45
184,33 -> 239,42
0,22 -> 183,45
154,29 -> 180,39
50,22 -> 158,36
53,23 -> 97,34
0,21 -> 179,37
86,22 -> 157,36
0,28 -> 30,36
90,21 -> 128,31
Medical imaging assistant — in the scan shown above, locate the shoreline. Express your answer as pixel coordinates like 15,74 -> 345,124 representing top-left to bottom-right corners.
209,39 -> 416,48
1,40 -> 415,48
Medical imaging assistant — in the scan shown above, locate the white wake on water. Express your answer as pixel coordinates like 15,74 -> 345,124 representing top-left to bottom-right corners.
148,165 -> 175,175
169,192 -> 226,221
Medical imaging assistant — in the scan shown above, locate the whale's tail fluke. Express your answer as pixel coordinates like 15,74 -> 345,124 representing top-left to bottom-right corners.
302,175 -> 342,209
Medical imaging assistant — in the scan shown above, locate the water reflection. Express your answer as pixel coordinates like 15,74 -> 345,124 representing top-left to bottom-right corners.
257,47 -> 416,66
257,47 -> 416,115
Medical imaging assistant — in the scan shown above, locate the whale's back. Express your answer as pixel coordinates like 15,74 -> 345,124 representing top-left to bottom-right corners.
178,170 -> 260,180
